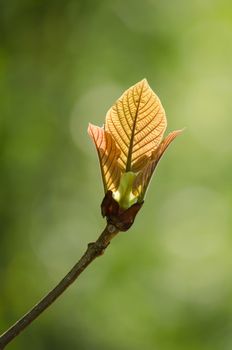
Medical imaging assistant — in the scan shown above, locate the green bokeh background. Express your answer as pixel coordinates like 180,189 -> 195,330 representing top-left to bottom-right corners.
1,1 -> 232,349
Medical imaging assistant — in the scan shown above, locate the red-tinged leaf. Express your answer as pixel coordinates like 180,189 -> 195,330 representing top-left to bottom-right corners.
88,123 -> 121,193
155,129 -> 183,163
133,130 -> 182,201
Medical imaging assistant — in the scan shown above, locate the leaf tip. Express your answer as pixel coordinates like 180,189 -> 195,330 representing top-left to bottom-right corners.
88,123 -> 103,137
173,128 -> 185,137
87,123 -> 94,136
140,77 -> 149,86
87,122 -> 93,130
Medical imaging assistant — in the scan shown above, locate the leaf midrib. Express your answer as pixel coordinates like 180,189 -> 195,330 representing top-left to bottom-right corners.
125,82 -> 144,172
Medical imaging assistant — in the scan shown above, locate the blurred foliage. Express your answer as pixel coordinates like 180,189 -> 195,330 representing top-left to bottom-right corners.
1,0 -> 232,349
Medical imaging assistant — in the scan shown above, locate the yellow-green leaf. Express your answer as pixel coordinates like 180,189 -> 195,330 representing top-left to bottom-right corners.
105,79 -> 167,172
88,123 -> 121,193
112,171 -> 137,210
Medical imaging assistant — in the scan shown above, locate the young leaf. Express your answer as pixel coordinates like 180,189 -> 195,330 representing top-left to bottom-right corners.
105,79 -> 167,172
88,124 -> 121,193
133,130 -> 182,200
88,79 -> 182,229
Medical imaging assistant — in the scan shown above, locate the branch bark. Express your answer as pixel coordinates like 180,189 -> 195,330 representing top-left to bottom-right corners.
0,224 -> 119,349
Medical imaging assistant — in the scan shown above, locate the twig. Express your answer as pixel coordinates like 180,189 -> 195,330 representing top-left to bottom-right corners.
0,224 -> 119,349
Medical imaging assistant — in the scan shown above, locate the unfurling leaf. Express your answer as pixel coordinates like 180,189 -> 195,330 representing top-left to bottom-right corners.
133,130 -> 182,201
88,79 -> 182,230
88,124 -> 121,193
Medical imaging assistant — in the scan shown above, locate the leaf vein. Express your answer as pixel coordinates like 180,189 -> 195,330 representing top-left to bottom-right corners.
126,81 -> 145,171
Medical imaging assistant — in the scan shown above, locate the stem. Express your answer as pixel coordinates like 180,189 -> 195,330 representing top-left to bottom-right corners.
0,224 -> 119,349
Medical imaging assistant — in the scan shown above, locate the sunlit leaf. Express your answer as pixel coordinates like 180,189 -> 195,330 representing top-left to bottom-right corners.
88,78 -> 182,221
88,123 -> 121,193
133,130 -> 182,200
105,79 -> 167,172
155,129 -> 183,163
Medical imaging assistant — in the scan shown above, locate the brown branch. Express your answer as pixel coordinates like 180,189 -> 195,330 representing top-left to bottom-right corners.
0,224 -> 119,349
